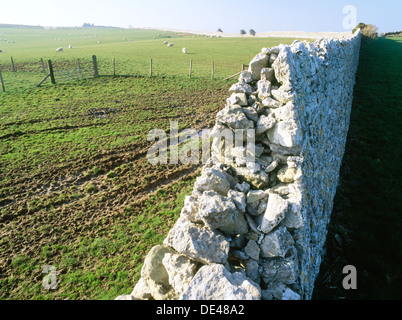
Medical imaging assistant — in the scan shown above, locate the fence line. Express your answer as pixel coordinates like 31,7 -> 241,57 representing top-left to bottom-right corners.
0,71 -> 5,92
0,56 -> 248,93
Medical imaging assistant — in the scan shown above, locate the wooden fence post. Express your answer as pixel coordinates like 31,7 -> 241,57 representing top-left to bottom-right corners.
40,58 -> 46,73
11,57 -> 16,72
150,58 -> 153,76
189,60 -> 192,78
77,59 -> 82,78
48,59 -> 56,84
113,58 -> 116,76
212,61 -> 214,79
0,71 -> 5,92
92,55 -> 99,76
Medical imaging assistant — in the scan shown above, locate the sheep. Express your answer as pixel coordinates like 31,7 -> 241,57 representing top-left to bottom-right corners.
68,45 -> 72,49
97,40 -> 100,44
167,43 -> 174,47
56,47 -> 63,52
182,48 -> 187,54
0,50 -> 2,53
163,41 -> 169,45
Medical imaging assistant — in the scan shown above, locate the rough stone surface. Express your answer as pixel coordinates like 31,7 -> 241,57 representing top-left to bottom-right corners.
260,256 -> 298,285
193,166 -> 231,196
164,218 -> 230,265
242,107 -> 259,123
260,226 -> 294,258
246,190 -> 267,204
180,264 -> 261,300
162,253 -> 198,296
257,80 -> 272,100
196,191 -> 248,235
229,82 -> 253,94
236,182 -> 251,193
260,67 -> 275,82
256,114 -> 276,135
139,245 -> 176,300
216,105 -> 254,131
244,240 -> 260,260
131,277 -> 153,300
180,195 -> 199,222
265,159 -> 280,173
248,52 -> 269,81
229,93 -> 248,106
267,120 -> 302,148
262,282 -> 301,300
259,193 -> 289,234
276,165 -> 301,183
261,96 -> 282,108
243,259 -> 260,283
269,53 -> 278,65
238,70 -> 253,84
228,189 -> 247,213
233,166 -> 270,189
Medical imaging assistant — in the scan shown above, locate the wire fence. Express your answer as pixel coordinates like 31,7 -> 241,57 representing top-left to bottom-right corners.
53,59 -> 94,83
0,55 -> 247,93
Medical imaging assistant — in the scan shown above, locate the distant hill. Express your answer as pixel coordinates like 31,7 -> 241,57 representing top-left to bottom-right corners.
0,23 -> 44,29
82,23 -> 121,29
0,23 -> 121,29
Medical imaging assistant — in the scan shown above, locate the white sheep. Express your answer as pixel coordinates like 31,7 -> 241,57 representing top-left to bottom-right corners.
163,41 -> 169,45
68,45 -> 72,49
56,47 -> 63,52
98,40 -> 100,44
167,43 -> 174,47
182,48 -> 187,54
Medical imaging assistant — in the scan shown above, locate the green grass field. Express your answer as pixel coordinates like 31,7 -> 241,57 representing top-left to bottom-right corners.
0,74 -> 230,300
0,26 -> 300,91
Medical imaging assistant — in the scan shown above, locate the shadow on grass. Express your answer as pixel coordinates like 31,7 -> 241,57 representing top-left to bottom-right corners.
312,37 -> 402,299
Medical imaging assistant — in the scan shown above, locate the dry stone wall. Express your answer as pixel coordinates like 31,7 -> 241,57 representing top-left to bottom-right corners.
116,30 -> 361,300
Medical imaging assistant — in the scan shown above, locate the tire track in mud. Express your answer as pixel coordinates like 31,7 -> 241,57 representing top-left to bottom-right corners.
0,146 -> 150,214
0,162 -> 201,272
0,115 -> 213,202
0,122 -> 109,140
0,119 -> 210,224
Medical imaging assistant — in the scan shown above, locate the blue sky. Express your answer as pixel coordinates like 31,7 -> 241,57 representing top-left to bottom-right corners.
0,0 -> 400,34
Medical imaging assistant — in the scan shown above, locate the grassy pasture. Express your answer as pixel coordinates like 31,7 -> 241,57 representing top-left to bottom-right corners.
0,75 -> 229,300
0,26 -> 300,91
